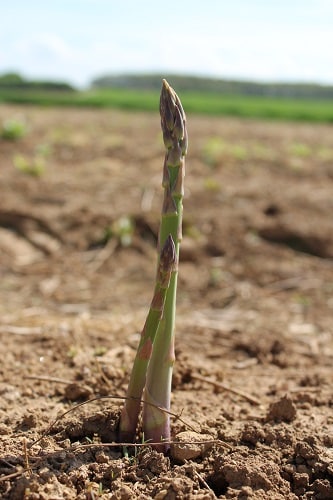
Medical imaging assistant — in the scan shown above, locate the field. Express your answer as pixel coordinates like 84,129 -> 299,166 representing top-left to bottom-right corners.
1,88 -> 333,122
0,103 -> 333,499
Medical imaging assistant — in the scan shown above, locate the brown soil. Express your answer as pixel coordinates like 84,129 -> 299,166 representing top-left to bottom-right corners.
0,104 -> 333,499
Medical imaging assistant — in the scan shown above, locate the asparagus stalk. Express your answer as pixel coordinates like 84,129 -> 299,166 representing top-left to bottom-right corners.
119,234 -> 176,442
119,80 -> 187,451
143,80 -> 187,451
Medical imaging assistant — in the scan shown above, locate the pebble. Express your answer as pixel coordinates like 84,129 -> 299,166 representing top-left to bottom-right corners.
170,431 -> 214,462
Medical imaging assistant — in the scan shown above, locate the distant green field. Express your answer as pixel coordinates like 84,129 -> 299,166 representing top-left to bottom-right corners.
0,88 -> 332,122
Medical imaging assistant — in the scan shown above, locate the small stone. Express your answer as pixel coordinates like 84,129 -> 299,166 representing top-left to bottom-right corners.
170,431 -> 214,462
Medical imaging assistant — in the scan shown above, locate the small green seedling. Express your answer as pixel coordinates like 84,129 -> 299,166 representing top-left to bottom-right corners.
119,80 -> 187,453
289,142 -> 312,158
103,216 -> 134,247
13,154 -> 45,177
1,118 -> 27,140
13,141 -> 51,177
202,136 -> 226,168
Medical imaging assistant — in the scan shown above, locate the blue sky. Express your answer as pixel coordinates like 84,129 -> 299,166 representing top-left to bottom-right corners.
1,0 -> 333,87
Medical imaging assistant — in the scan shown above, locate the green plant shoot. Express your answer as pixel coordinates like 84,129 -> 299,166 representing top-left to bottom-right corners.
119,80 -> 187,451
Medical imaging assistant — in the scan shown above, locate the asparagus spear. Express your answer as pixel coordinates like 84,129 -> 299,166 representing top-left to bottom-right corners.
143,80 -> 187,451
119,234 -> 176,443
119,80 -> 187,451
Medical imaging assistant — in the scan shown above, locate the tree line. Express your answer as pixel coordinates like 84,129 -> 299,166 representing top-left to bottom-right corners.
91,73 -> 333,100
0,72 -> 75,92
1,72 -> 333,100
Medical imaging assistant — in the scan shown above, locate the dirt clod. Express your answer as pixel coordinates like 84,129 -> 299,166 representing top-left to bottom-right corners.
267,394 -> 297,422
64,382 -> 93,401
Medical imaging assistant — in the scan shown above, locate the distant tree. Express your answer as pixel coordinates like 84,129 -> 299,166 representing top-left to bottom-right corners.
0,72 -> 75,91
0,72 -> 25,85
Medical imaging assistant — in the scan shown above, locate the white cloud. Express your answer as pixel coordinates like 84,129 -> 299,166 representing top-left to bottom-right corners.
16,34 -> 73,61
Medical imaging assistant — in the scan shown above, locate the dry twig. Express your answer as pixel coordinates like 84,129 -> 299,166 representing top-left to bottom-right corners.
192,374 -> 261,405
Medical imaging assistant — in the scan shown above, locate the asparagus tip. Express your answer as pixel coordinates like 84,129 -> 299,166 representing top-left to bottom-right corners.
162,79 -> 170,91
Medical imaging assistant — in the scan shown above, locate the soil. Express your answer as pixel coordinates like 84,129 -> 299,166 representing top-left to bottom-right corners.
0,104 -> 333,499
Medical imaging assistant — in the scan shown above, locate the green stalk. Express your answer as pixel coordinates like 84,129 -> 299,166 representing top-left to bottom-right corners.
119,234 -> 176,443
118,80 -> 187,450
143,80 -> 187,452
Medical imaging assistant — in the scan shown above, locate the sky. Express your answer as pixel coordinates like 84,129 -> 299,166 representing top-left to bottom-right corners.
1,0 -> 333,88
